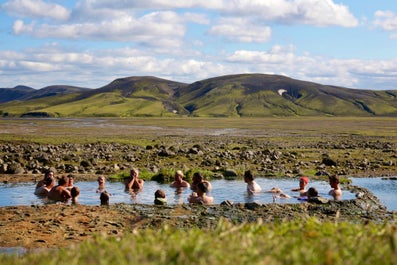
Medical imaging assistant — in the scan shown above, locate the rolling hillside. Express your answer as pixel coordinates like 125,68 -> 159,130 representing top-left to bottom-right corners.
1,74 -> 397,117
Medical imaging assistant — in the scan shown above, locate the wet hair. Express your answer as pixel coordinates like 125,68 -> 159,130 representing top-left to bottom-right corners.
193,172 -> 203,182
328,175 -> 340,184
45,170 -> 54,178
71,186 -> 80,198
244,170 -> 254,181
58,176 -> 68,186
154,189 -> 166,199
307,187 -> 318,197
67,174 -> 75,180
197,182 -> 208,193
100,191 -> 110,206
44,176 -> 54,186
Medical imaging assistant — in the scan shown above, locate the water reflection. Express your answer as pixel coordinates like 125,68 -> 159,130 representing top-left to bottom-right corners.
352,177 -> 397,211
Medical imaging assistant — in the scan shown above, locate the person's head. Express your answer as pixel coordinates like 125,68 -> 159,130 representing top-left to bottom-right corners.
244,170 -> 254,182
130,168 -> 139,178
192,172 -> 203,183
97,176 -> 105,185
299,176 -> 309,188
307,187 -> 318,198
58,176 -> 68,186
100,191 -> 110,206
44,176 -> 54,187
71,186 -> 80,199
197,182 -> 208,194
155,189 -> 166,199
67,174 -> 75,186
329,175 -> 340,188
45,170 -> 54,179
175,170 -> 184,181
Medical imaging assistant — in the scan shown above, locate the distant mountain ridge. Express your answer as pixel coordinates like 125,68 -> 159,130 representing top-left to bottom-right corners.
1,74 -> 397,117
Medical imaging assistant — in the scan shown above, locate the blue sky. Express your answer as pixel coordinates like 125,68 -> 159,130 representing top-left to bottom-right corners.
1,0 -> 397,90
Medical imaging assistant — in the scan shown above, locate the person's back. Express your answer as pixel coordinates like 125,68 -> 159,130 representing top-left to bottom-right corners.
100,191 -> 110,206
48,176 -> 71,202
70,186 -> 80,204
154,189 -> 167,205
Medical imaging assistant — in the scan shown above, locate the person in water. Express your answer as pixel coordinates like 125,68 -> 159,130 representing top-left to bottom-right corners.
191,172 -> 212,193
124,168 -> 144,191
36,170 -> 54,190
243,170 -> 262,194
291,176 -> 309,196
66,174 -> 75,191
328,175 -> 342,200
188,182 -> 214,205
70,186 -> 80,205
34,174 -> 55,196
100,191 -> 110,206
47,176 -> 71,202
170,170 -> 190,188
96,176 -> 106,193
154,189 -> 167,205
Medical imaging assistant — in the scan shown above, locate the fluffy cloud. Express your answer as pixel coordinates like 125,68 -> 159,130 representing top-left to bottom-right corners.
2,0 -> 70,21
2,42 -> 397,90
373,10 -> 397,31
12,11 -> 186,48
209,17 -> 271,43
76,0 -> 358,27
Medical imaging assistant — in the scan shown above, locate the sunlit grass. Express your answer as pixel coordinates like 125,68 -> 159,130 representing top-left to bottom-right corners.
1,218 -> 396,265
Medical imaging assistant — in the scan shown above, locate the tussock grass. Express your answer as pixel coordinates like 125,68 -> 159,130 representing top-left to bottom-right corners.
1,219 -> 396,265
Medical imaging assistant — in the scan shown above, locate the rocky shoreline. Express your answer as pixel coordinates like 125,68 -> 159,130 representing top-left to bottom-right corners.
1,138 -> 396,181
0,139 -> 396,249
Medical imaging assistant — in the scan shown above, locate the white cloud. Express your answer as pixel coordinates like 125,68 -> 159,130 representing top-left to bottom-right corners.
373,10 -> 397,31
199,0 -> 358,27
73,0 -> 357,27
12,11 -> 186,48
209,17 -> 271,43
3,42 -> 397,90
2,0 -> 70,21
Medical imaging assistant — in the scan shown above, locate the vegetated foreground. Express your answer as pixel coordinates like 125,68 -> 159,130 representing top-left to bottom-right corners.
0,117 -> 396,264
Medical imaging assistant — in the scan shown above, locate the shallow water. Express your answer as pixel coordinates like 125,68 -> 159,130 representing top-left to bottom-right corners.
351,177 -> 397,211
0,178 -> 355,207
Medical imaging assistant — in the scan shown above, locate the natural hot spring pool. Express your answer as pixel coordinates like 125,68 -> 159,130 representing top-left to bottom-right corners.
351,177 -> 397,211
0,178 -> 356,206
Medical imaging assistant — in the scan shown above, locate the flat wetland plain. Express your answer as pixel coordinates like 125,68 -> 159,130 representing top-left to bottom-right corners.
1,116 -> 397,143
1,117 -> 397,265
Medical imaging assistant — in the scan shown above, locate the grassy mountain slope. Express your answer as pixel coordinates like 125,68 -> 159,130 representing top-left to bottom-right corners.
1,74 -> 397,117
178,74 -> 397,117
0,86 -> 35,103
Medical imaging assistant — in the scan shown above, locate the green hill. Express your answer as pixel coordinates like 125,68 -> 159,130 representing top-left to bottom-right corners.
1,74 -> 397,117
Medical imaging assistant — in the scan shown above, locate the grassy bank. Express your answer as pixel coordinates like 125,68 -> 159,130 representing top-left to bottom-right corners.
1,218 -> 396,265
